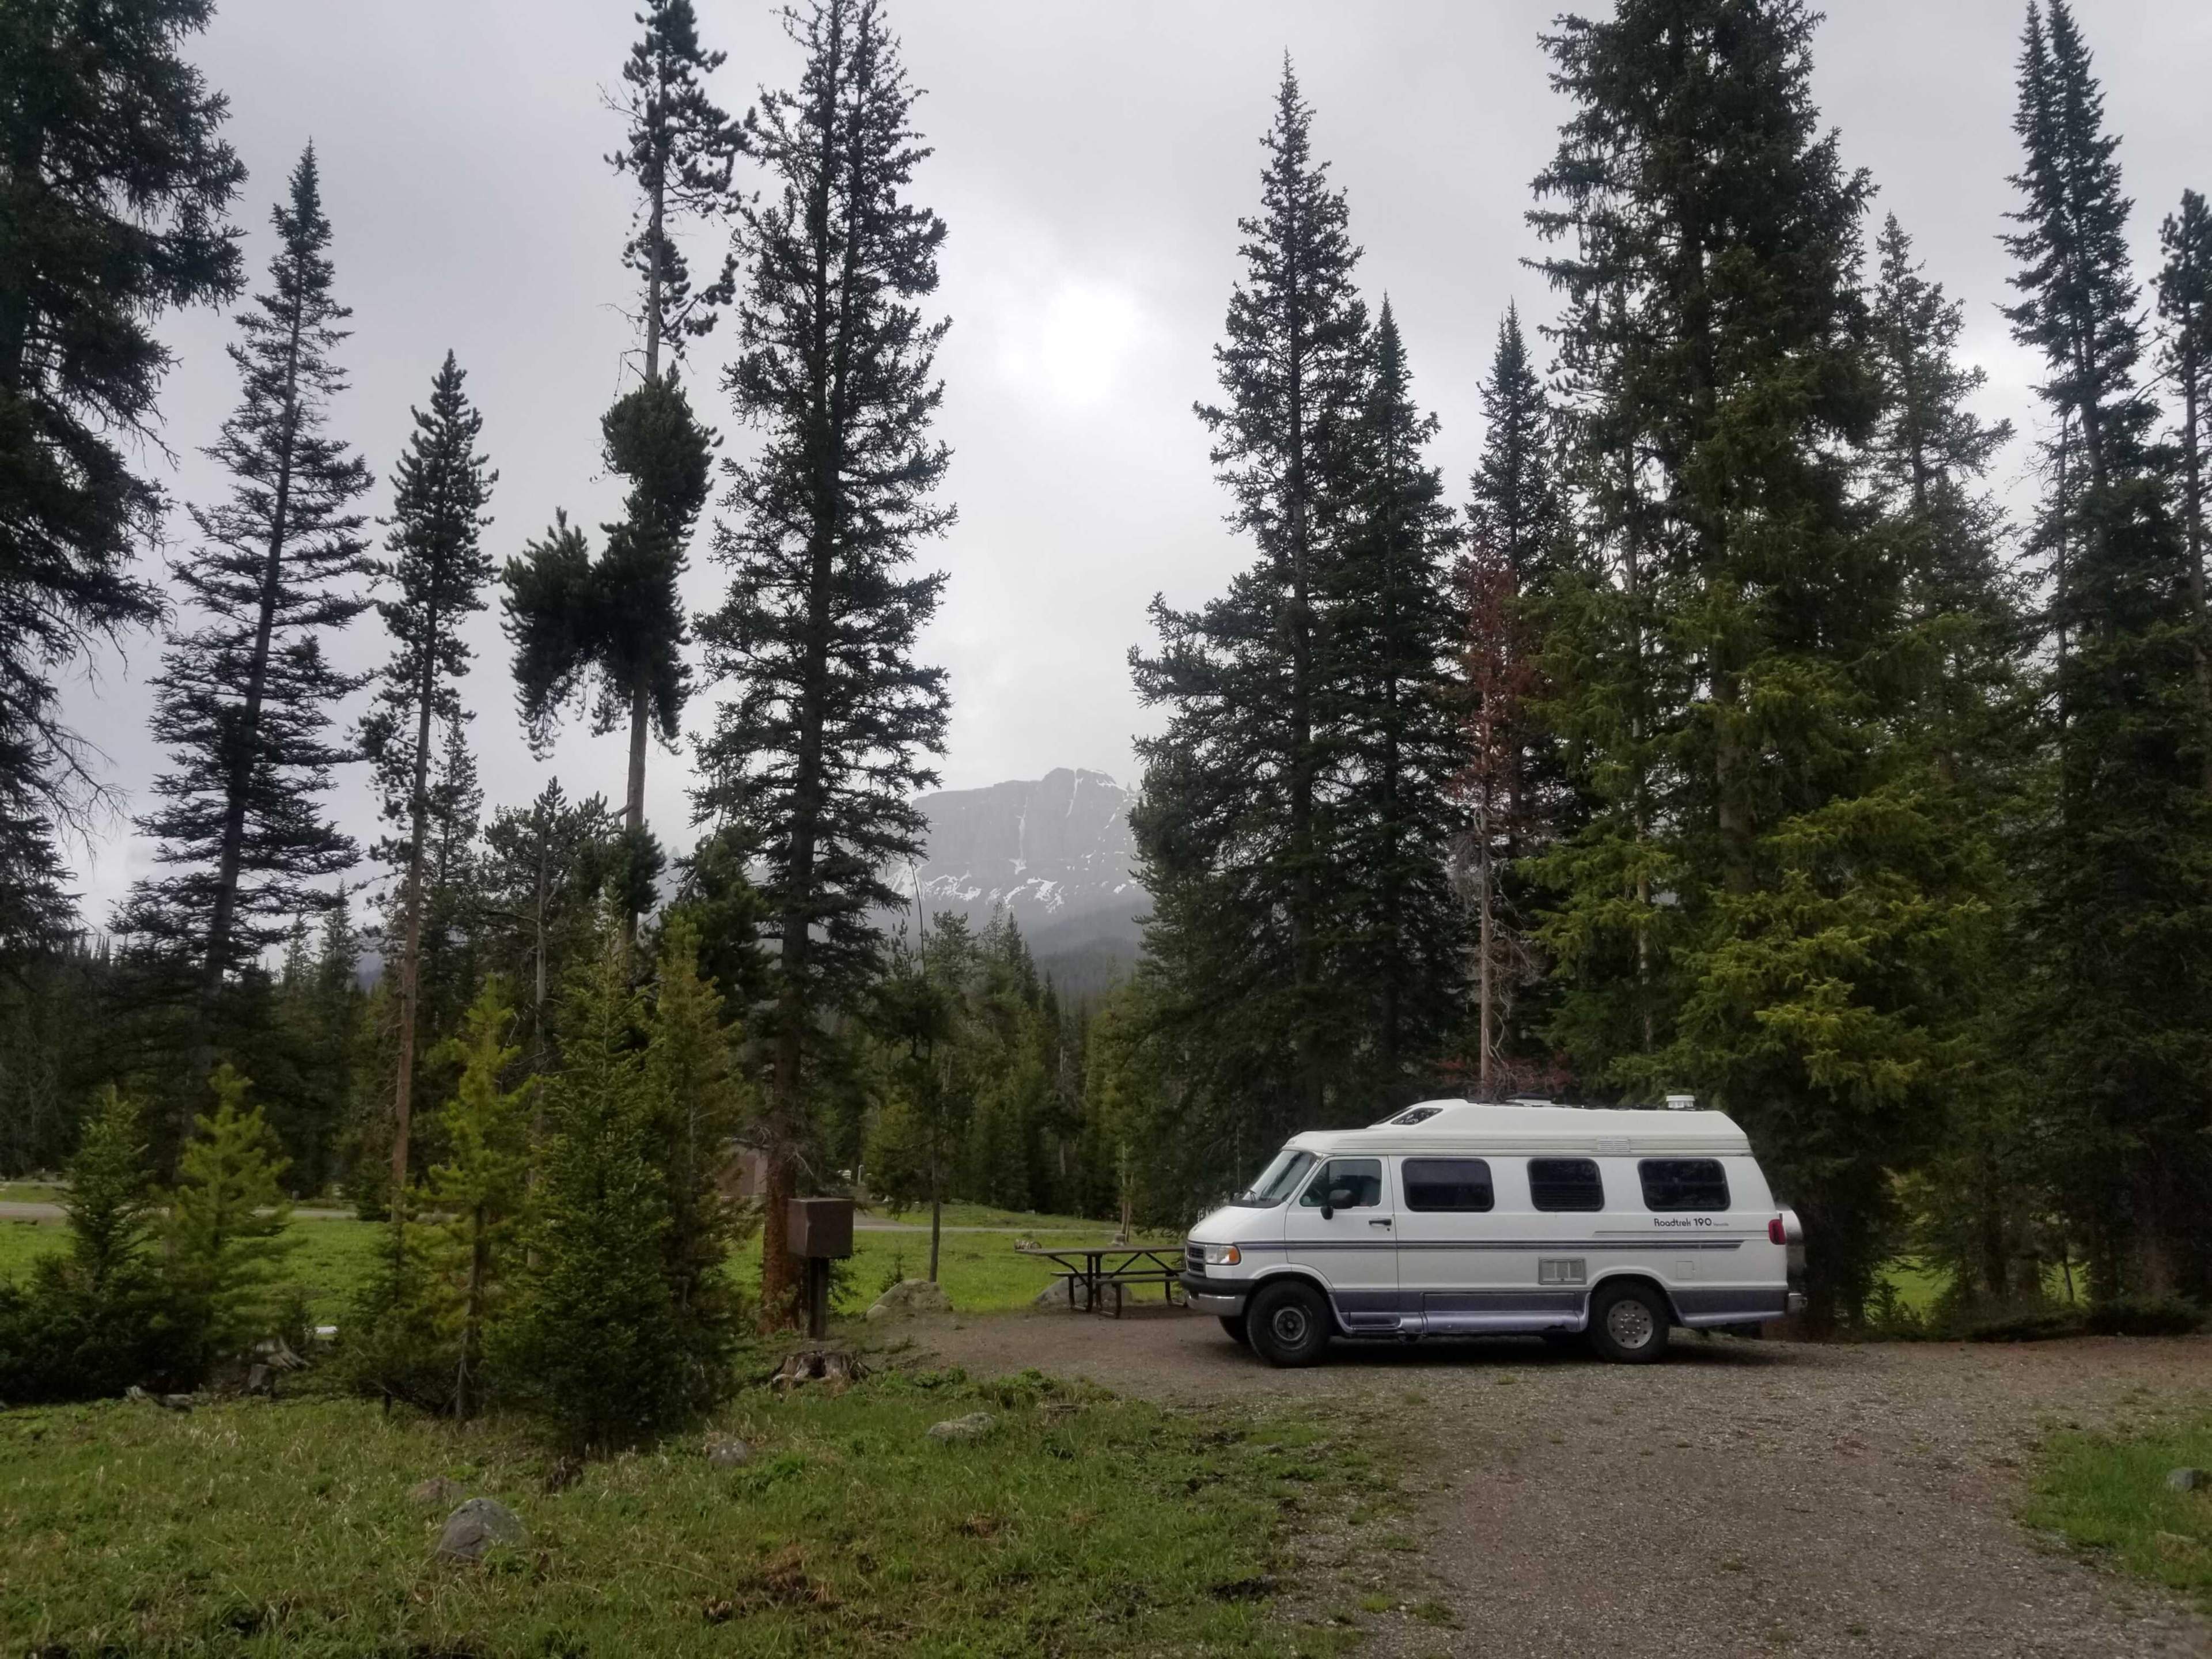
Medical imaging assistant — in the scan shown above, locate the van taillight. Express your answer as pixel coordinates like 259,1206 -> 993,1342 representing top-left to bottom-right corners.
1767,1217 -> 1786,1245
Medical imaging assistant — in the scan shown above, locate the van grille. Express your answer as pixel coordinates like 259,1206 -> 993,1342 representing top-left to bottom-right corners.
1185,1244 -> 1205,1276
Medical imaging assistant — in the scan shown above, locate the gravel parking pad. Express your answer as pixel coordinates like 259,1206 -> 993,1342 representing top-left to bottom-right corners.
914,1309 -> 2212,1657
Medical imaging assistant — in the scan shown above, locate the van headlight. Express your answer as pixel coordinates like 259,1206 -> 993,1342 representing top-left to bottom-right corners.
1197,1244 -> 1241,1267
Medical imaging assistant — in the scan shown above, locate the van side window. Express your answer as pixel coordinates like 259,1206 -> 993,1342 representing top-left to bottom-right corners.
1527,1157 -> 1604,1212
1402,1158 -> 1494,1213
1299,1158 -> 1384,1209
1638,1158 -> 1730,1211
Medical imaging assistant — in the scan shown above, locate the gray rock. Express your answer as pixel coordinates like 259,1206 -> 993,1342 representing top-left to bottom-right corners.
866,1279 -> 952,1322
1032,1278 -> 1077,1308
410,1476 -> 463,1508
158,1393 -> 195,1412
926,1411 -> 998,1444
706,1438 -> 752,1469
2167,1467 -> 2210,1493
435,1497 -> 527,1562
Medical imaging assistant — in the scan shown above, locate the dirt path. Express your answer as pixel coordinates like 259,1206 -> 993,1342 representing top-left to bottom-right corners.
908,1307 -> 2212,1658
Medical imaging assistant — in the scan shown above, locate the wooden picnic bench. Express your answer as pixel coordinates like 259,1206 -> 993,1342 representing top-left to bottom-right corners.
1017,1243 -> 1188,1317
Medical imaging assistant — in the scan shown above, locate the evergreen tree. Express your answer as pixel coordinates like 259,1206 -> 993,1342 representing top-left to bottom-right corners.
1458,304 -> 1572,1094
501,938 -> 682,1448
1528,0 -> 1988,1322
359,352 -> 495,1207
0,1086 -> 182,1401
695,0 -> 953,1325
1130,62 -> 1368,1161
165,1065 -> 297,1369
2003,1 -> 2212,1298
423,980 -> 533,1419
1327,302 -> 1467,1089
116,147 -> 374,1081
2156,188 -> 2212,792
501,373 -> 713,926
642,918 -> 744,1405
480,781 -> 618,1071
609,0 -> 741,381
1868,214 -> 2036,1305
0,0 -> 244,957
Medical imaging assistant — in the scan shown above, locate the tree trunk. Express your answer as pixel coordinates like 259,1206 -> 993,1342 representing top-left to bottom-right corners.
195,284 -> 309,1093
622,678 -> 649,953
389,635 -> 440,1206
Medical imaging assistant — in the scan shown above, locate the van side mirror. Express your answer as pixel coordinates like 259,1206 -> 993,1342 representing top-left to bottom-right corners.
1321,1185 -> 1354,1219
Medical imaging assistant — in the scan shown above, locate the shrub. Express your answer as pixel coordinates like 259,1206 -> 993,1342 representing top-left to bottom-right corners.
0,1088 -> 191,1402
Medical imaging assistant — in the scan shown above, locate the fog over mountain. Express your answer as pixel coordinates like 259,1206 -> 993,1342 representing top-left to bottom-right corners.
897,768 -> 1145,995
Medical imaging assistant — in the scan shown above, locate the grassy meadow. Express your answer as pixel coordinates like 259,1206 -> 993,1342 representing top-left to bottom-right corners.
0,1368 -> 1377,1656
0,1205 -> 1172,1327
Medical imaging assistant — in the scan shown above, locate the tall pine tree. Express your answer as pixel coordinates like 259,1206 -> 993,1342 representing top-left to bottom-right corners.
1529,0 -> 1989,1322
118,147 -> 373,1097
2003,1 -> 2212,1298
1130,62 -> 1369,1162
609,0 -> 740,382
502,376 -> 713,931
695,0 -> 953,1324
1459,304 -> 1567,1092
2156,188 -> 2212,793
1326,301 -> 1466,1091
360,352 -> 495,1206
0,0 -> 244,956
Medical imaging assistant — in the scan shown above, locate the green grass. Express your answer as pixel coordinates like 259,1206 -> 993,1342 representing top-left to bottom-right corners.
0,1369 -> 1366,1656
865,1201 -> 1173,1234
0,1205 -> 1171,1325
0,1181 -> 64,1205
2024,1410 -> 2212,1609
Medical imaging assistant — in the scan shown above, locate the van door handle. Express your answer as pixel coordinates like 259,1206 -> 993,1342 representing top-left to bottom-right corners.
1369,1218 -> 1392,1229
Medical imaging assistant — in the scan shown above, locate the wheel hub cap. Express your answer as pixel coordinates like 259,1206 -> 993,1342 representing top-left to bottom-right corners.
1271,1305 -> 1310,1344
1606,1298 -> 1656,1349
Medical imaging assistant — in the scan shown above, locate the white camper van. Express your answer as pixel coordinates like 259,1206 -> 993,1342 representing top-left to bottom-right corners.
1179,1100 -> 1806,1366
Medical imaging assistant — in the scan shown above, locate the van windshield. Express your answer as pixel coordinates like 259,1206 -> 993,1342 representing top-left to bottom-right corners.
1228,1148 -> 1316,1207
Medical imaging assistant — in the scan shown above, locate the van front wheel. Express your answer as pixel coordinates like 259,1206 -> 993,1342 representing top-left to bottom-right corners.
1588,1282 -> 1671,1364
1247,1282 -> 1332,1368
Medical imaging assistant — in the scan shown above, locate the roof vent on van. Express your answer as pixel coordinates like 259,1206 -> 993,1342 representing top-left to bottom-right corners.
1387,1106 -> 1443,1126
1508,1096 -> 1554,1108
1664,1093 -> 1696,1111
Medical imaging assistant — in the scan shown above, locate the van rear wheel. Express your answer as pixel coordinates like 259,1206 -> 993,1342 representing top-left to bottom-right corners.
1218,1313 -> 1251,1347
1588,1282 -> 1671,1364
1247,1281 -> 1332,1368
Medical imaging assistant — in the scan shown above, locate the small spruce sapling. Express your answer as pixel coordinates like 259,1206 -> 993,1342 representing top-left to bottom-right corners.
165,1066 -> 297,1370
425,980 -> 534,1419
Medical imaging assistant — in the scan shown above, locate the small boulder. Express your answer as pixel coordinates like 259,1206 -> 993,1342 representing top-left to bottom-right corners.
865,1279 -> 952,1322
1032,1278 -> 1077,1309
435,1497 -> 527,1562
706,1437 -> 753,1469
1013,1236 -> 1041,1252
409,1476 -> 463,1508
2168,1467 -> 2210,1493
926,1411 -> 997,1444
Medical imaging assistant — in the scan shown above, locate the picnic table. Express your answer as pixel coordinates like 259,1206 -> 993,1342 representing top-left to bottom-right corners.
1018,1242 -> 1188,1316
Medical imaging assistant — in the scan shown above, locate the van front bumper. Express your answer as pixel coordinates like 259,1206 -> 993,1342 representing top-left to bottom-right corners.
1180,1272 -> 1248,1316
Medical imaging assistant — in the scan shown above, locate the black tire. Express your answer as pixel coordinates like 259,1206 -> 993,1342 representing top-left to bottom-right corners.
1587,1281 -> 1672,1364
1218,1313 -> 1251,1347
1246,1281 -> 1333,1368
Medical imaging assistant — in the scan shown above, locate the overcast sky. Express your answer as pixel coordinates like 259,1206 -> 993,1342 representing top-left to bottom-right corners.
56,0 -> 2212,927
